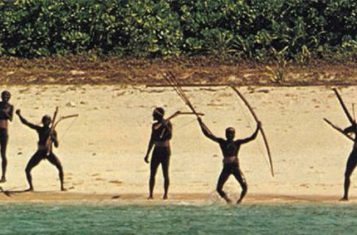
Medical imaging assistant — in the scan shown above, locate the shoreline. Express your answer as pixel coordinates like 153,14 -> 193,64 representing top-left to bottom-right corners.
0,191 -> 354,204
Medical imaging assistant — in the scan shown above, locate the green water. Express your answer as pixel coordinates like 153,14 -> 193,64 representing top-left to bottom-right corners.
0,203 -> 355,235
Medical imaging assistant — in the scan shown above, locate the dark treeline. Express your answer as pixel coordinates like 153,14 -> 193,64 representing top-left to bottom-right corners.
0,0 -> 356,62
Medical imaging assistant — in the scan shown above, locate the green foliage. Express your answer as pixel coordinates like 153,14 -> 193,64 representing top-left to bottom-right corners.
121,0 -> 182,57
0,0 -> 355,61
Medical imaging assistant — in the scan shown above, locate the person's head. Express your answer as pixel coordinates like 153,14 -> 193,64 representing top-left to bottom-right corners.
1,90 -> 11,102
153,107 -> 165,121
225,127 -> 235,141
42,115 -> 51,126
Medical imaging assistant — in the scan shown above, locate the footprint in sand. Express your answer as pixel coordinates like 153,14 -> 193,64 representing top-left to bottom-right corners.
299,183 -> 310,188
257,89 -> 270,94
19,88 -> 30,94
109,180 -> 123,185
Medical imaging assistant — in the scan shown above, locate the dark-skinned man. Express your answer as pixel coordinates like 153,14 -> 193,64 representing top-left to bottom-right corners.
0,90 -> 14,182
144,107 -> 172,200
341,123 -> 357,201
197,117 -> 260,204
16,109 -> 65,191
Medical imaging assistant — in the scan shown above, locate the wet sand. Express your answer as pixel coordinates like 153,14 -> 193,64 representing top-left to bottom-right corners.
0,191 -> 355,204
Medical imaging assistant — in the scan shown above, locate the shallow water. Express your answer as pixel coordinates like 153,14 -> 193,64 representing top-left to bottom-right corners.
0,203 -> 355,235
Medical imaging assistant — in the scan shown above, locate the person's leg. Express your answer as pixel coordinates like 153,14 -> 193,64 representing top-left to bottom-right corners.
0,130 -> 8,182
161,154 -> 170,200
232,166 -> 248,204
25,151 -> 43,191
216,166 -> 231,203
149,151 -> 160,199
47,153 -> 65,191
342,153 -> 357,201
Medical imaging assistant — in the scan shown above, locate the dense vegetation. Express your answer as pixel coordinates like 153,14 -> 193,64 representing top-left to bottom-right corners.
0,0 -> 356,62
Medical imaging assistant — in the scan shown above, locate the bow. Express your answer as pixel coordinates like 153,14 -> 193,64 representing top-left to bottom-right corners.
333,88 -> 355,125
157,111 -> 204,138
154,111 -> 204,131
231,86 -> 274,177
324,88 -> 356,141
52,114 -> 79,130
45,107 -> 59,155
163,72 -> 200,116
323,118 -> 354,142
45,107 -> 79,155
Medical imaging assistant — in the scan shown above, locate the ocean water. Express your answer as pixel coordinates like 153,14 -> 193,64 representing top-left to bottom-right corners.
0,203 -> 355,235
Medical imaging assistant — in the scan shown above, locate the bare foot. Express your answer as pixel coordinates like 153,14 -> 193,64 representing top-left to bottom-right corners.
163,194 -> 168,200
223,196 -> 232,204
339,197 -> 348,201
147,195 -> 153,200
61,187 -> 67,192
0,177 -> 6,183
24,188 -> 34,192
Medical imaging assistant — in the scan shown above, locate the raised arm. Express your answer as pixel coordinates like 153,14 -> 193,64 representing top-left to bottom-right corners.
15,109 -> 40,130
237,122 -> 261,144
344,123 -> 357,135
197,117 -> 221,143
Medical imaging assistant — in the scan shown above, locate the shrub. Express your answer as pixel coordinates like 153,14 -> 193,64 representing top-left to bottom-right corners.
0,0 -> 355,61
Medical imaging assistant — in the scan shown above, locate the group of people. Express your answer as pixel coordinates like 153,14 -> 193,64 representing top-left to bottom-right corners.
144,105 -> 357,204
0,90 -> 64,191
143,106 -> 260,204
1,88 -> 357,203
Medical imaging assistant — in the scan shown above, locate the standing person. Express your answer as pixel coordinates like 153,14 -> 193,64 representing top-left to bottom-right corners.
0,90 -> 14,182
341,123 -> 357,201
15,109 -> 65,191
144,107 -> 172,200
197,117 -> 260,204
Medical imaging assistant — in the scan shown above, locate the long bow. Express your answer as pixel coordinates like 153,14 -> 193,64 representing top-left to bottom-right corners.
323,118 -> 354,142
163,72 -> 200,116
46,107 -> 59,155
231,86 -> 274,177
52,114 -> 79,130
324,88 -> 356,141
46,107 -> 79,155
333,88 -> 355,125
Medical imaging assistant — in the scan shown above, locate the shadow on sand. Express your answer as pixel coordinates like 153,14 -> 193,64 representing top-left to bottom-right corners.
0,187 -> 30,197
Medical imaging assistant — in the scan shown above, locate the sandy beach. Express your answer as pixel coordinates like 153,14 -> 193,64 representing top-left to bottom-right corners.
0,85 -> 356,203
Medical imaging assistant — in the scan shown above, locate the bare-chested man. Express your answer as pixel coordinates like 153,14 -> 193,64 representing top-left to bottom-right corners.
144,107 -> 172,200
197,117 -> 260,204
16,109 -> 65,191
0,90 -> 14,182
341,123 -> 357,201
